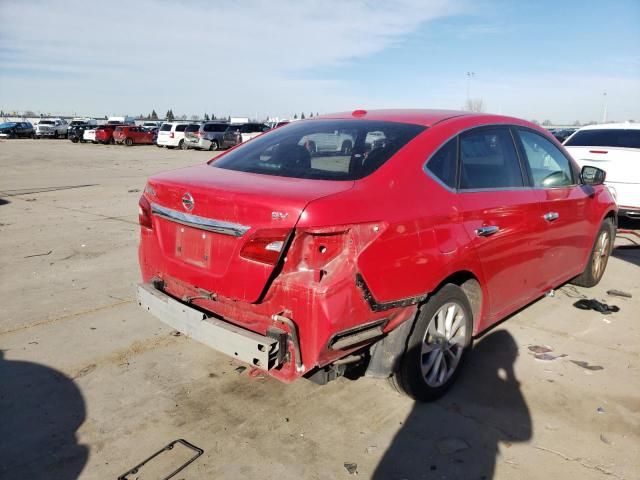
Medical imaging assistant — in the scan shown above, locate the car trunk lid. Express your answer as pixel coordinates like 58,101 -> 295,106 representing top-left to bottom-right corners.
566,146 -> 639,184
145,163 -> 354,302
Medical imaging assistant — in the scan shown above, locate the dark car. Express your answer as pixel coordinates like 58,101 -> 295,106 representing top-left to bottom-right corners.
222,123 -> 270,149
68,120 -> 98,143
552,128 -> 577,143
0,122 -> 34,139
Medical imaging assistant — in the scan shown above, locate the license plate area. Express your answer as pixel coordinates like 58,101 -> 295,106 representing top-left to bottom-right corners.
175,225 -> 212,267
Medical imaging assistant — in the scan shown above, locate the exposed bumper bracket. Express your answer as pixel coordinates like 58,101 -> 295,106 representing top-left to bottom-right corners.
137,283 -> 284,370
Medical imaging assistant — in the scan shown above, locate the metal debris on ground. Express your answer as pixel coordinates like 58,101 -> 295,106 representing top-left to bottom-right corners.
118,439 -> 203,480
343,462 -> 358,475
606,289 -> 632,298
534,353 -> 567,361
24,250 -> 52,258
571,360 -> 604,371
600,434 -> 611,445
573,299 -> 620,314
436,437 -> 470,455
528,345 -> 552,354
171,330 -> 181,337
234,366 -> 247,374
597,406 -> 606,414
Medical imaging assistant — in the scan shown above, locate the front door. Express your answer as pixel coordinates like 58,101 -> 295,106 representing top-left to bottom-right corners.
514,128 -> 590,288
457,126 -> 541,324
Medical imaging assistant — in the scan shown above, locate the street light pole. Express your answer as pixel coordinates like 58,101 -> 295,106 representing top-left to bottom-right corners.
602,92 -> 608,124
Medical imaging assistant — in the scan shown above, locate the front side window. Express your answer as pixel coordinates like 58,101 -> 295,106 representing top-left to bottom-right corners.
459,128 -> 524,189
518,129 -> 573,187
212,119 -> 425,180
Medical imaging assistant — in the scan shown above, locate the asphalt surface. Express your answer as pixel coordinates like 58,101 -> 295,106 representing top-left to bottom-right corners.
1,139 -> 639,479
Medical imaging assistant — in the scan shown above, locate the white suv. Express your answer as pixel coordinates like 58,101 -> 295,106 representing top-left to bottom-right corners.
564,123 -> 640,220
156,122 -> 190,149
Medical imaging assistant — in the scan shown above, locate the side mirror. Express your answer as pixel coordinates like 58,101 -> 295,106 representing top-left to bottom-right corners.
581,165 -> 606,185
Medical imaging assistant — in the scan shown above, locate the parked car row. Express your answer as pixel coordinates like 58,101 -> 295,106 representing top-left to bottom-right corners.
156,121 -> 270,150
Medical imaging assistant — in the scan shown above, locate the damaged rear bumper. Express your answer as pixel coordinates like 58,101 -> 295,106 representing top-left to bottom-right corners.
136,283 -> 287,370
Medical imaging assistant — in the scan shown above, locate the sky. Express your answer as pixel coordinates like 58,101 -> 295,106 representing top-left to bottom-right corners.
0,0 -> 638,123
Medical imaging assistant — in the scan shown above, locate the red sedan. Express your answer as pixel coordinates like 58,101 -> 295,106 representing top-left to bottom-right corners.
113,126 -> 156,146
137,109 -> 616,401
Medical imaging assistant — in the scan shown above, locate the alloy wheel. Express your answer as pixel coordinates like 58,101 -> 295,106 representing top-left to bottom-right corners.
420,302 -> 467,388
592,230 -> 610,280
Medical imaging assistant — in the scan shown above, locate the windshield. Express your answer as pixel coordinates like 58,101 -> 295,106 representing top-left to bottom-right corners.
39,120 -> 55,125
212,119 -> 425,180
565,129 -> 640,149
0,122 -> 17,128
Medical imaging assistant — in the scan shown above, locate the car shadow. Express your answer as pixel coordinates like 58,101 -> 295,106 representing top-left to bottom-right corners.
0,197 -> 10,206
373,330 -> 531,480
0,350 -> 88,479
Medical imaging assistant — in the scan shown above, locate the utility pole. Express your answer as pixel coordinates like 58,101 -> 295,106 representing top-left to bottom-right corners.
602,92 -> 608,124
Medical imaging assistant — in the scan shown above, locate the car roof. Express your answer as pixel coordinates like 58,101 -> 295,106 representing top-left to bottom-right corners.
316,109 -> 474,126
574,122 -> 640,131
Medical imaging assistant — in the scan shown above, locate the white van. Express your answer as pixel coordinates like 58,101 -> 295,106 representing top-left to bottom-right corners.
156,122 -> 191,149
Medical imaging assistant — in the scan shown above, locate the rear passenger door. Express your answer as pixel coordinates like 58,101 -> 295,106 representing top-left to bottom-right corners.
514,128 -> 590,288
457,126 -> 542,321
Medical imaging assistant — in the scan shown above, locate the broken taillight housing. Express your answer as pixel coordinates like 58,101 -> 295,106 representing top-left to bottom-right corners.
294,222 -> 386,275
240,228 -> 291,265
138,195 -> 153,229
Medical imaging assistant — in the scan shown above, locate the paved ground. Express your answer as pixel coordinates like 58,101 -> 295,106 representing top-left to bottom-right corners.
1,139 -> 639,480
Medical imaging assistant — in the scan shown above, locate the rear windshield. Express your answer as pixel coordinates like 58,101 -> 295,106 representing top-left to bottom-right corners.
565,129 -> 640,149
185,124 -> 200,132
175,124 -> 188,132
204,123 -> 228,133
212,119 -> 425,180
160,124 -> 172,131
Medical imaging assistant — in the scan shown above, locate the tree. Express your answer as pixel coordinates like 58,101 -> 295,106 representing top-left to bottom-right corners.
204,113 -> 210,121
151,110 -> 158,120
211,113 -> 217,120
165,110 -> 174,121
309,112 -> 314,118
179,114 -> 187,120
573,120 -> 581,126
529,119 -> 540,125
464,98 -> 484,113
24,110 -> 36,117
541,119 -> 552,126
293,113 -> 298,119
301,112 -> 306,119
190,115 -> 199,121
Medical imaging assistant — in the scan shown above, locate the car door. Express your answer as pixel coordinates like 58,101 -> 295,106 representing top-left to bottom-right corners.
514,128 -> 591,288
457,126 -> 542,322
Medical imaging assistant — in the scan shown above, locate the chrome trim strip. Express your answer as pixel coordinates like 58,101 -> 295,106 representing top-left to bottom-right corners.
151,203 -> 250,237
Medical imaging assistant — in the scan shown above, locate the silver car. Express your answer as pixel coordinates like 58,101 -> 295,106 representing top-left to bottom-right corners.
184,122 -> 229,151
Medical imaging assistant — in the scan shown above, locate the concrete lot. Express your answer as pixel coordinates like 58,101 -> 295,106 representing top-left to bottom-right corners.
1,139 -> 639,480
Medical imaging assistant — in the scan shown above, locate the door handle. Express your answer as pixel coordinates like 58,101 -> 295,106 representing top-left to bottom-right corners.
476,225 -> 499,237
543,211 -> 560,222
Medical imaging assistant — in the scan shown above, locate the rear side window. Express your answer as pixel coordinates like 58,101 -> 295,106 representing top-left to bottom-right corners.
518,129 -> 573,187
459,128 -> 524,189
204,123 -> 227,132
564,129 -> 640,148
426,138 -> 457,188
212,119 -> 425,180
175,124 -> 187,132
160,124 -> 171,131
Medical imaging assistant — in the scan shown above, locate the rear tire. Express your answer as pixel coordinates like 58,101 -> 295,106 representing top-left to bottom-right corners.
389,284 -> 473,402
570,218 -> 615,287
125,138 -> 133,146
209,140 -> 219,151
177,139 -> 184,150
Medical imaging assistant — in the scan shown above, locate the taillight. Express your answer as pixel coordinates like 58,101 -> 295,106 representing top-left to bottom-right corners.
170,132 -> 175,138
240,228 -> 291,265
138,195 -> 152,229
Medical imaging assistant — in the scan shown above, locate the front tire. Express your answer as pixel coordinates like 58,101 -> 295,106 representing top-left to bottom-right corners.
209,140 -> 219,151
124,138 -> 133,146
571,218 -> 615,287
389,284 -> 473,402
